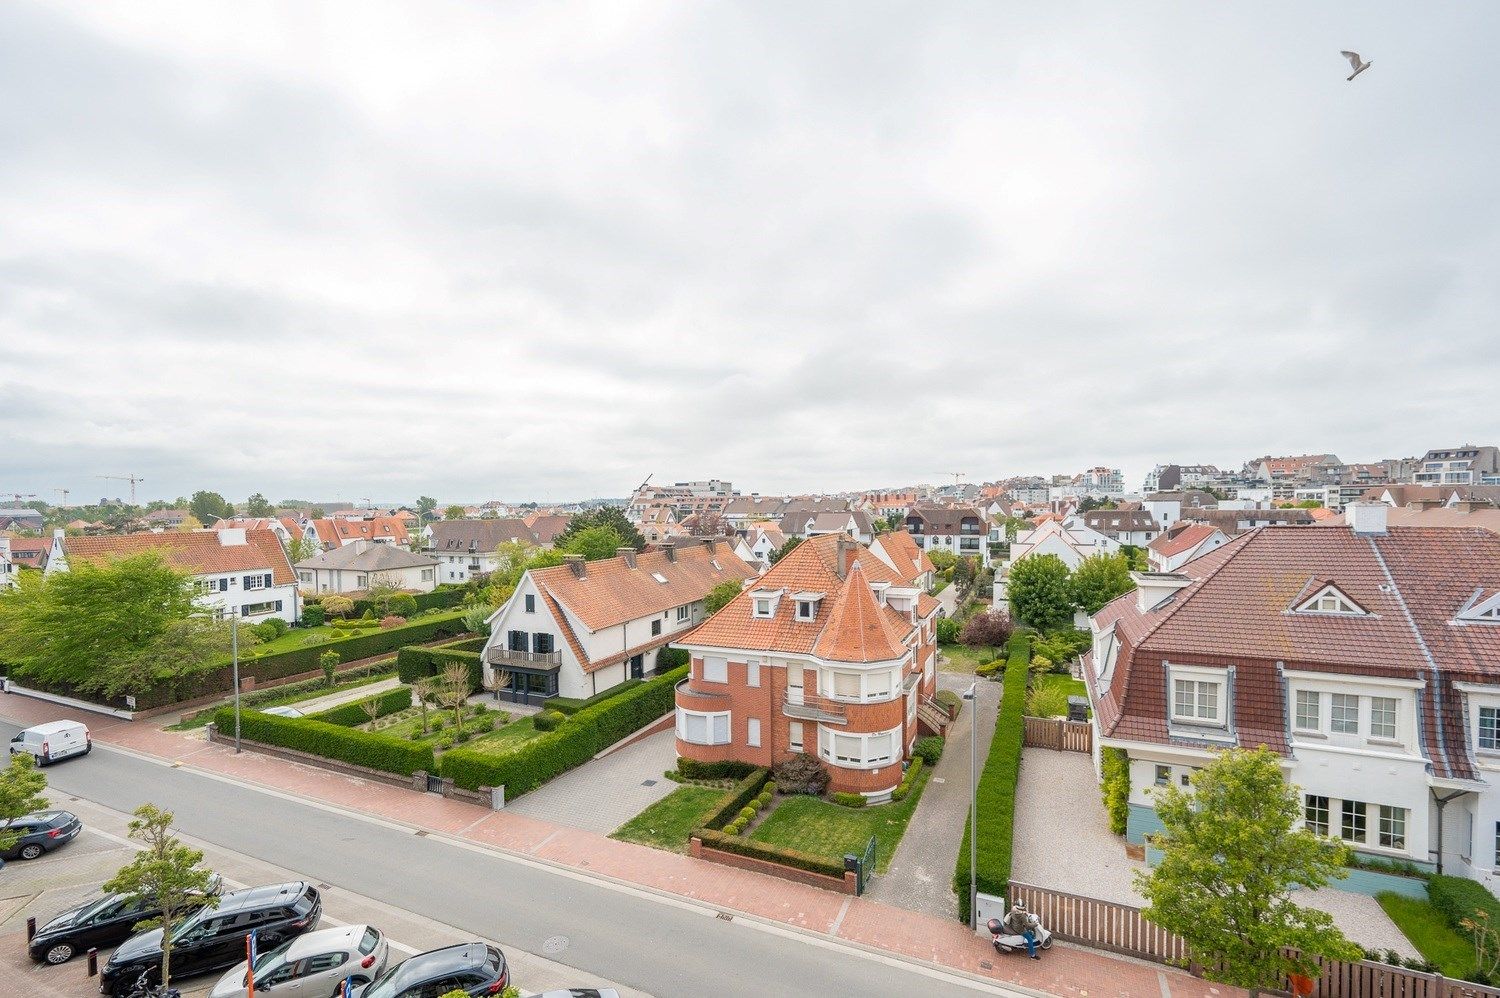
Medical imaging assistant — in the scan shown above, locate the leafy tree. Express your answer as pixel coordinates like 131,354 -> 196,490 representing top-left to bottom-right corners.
102,617 -> 257,700
415,496 -> 438,522
437,661 -> 471,734
102,804 -> 219,992
462,605 -> 493,635
244,493 -> 272,517
769,536 -> 802,565
0,553 -> 199,694
364,578 -> 406,616
320,650 -> 339,687
1006,554 -> 1074,631
926,548 -> 957,572
286,534 -> 319,564
1292,499 -> 1323,509
704,580 -> 743,614
1137,747 -> 1361,995
959,609 -> 1013,656
189,490 -> 232,524
444,505 -> 467,520
688,511 -> 726,537
175,514 -> 205,532
556,507 -> 644,549
0,754 -> 48,854
559,525 -> 626,561
321,594 -> 354,619
1069,552 -> 1136,615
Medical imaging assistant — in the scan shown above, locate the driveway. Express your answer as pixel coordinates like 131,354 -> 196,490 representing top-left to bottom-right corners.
503,727 -> 680,834
1011,747 -> 1418,957
865,673 -> 1000,918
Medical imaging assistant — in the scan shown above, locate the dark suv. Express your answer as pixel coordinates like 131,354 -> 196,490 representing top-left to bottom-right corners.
1,810 -> 82,861
100,882 -> 321,997
358,942 -> 509,998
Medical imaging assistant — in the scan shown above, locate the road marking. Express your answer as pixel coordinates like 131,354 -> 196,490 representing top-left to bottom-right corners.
829,896 -> 853,935
79,737 -> 1039,997
528,828 -> 562,854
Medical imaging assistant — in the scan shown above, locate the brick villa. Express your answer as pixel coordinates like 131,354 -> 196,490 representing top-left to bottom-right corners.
672,532 -> 944,800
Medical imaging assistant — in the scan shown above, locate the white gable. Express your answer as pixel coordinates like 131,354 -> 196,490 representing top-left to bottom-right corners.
1295,584 -> 1367,617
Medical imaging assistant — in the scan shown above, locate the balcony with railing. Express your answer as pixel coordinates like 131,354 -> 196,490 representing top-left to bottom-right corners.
675,677 -> 731,705
782,691 -> 848,724
486,646 -> 562,668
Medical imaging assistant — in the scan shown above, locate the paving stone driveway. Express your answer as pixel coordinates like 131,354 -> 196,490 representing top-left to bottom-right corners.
502,727 -> 680,834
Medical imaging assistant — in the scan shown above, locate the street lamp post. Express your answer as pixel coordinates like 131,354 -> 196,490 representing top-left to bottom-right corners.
231,612 -> 242,754
963,680 -> 979,928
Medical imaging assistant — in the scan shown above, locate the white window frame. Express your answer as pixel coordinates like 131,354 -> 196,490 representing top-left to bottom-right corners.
818,724 -> 901,769
1168,666 -> 1226,727
1294,690 -> 1322,733
702,657 -> 728,684
796,600 -> 816,621
746,661 -> 760,688
1296,585 -> 1365,616
1370,697 -> 1399,741
1330,693 -> 1360,734
823,668 -> 901,704
788,720 -> 804,753
1481,706 -> 1500,752
747,718 -> 761,748
676,708 -> 731,746
676,604 -> 691,622
753,598 -> 774,618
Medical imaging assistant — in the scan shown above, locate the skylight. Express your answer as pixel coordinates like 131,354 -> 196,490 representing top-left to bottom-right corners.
651,572 -> 669,584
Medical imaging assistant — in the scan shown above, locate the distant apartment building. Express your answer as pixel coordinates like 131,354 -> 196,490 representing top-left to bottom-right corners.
425,518 -> 539,583
1143,465 -> 1222,493
904,506 -> 991,566
1413,445 -> 1500,487
674,480 -> 736,497
1052,468 -> 1125,501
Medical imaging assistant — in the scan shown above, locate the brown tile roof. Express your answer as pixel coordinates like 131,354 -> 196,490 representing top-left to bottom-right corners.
1324,504 -> 1500,535
1148,523 -> 1221,558
524,514 -> 571,545
678,534 -> 933,660
1088,525 -> 1500,779
1186,508 -> 1315,534
813,561 -> 909,662
871,529 -> 936,585
62,529 -> 294,585
428,518 -> 538,551
1082,510 -> 1157,535
532,540 -> 755,635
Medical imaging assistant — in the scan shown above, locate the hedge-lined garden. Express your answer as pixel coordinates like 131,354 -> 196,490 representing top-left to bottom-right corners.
953,630 -> 1030,924
213,705 -> 435,777
685,767 -> 854,880
349,585 -> 465,619
397,642 -> 483,688
306,687 -> 413,727
440,665 -> 687,796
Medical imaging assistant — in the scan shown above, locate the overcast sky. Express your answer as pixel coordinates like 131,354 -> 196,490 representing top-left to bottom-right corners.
2,2 -> 1496,505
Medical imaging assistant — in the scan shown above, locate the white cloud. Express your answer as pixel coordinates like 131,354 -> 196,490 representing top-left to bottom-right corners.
1,1 -> 1497,502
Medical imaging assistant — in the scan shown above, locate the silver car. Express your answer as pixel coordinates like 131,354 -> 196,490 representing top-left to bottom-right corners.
209,924 -> 388,998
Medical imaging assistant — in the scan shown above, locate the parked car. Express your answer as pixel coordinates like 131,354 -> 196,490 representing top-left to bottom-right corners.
1,810 -> 82,861
100,882 -> 322,997
29,874 -> 224,965
355,942 -> 509,998
9,720 -> 91,764
210,923 -> 388,998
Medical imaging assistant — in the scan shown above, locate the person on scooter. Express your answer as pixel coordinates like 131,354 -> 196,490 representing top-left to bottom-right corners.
1002,900 -> 1041,960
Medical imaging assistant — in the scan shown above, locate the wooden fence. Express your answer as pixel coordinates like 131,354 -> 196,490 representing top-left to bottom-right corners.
1022,715 -> 1092,752
1007,881 -> 1500,998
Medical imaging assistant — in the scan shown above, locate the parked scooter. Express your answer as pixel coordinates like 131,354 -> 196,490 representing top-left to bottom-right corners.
986,904 -> 1054,957
123,968 -> 181,998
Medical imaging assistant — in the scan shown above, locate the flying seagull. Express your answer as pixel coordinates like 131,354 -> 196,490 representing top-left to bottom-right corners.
1341,50 -> 1371,81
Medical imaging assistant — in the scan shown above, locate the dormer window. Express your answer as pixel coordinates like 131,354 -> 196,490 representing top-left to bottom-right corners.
1457,591 -> 1500,624
796,600 -> 816,621
1295,585 -> 1366,616
754,598 -> 774,618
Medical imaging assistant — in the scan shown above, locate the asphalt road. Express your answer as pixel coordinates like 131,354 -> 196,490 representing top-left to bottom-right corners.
2,721 -> 1004,998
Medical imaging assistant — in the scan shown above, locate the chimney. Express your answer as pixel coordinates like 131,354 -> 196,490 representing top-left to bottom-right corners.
703,538 -> 716,555
664,543 -> 677,563
1346,500 -> 1388,537
835,536 -> 857,580
219,528 -> 247,546
53,527 -> 65,541
617,546 -> 637,568
564,553 -> 586,577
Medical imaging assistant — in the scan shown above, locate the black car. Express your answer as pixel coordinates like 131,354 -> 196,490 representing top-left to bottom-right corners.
358,942 -> 509,998
100,882 -> 321,997
29,874 -> 224,965
1,810 -> 82,861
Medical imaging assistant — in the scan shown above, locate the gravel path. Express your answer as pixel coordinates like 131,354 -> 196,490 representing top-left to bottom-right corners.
865,673 -> 1001,918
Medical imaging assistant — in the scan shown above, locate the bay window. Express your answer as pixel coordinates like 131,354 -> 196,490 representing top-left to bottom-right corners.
676,709 -> 730,746
819,725 -> 901,768
824,668 -> 900,703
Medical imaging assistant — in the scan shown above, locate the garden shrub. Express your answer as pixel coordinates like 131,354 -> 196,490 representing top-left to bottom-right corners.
439,667 -> 688,795
215,708 -> 434,777
252,618 -> 289,642
696,768 -> 772,831
724,819 -> 745,835
739,806 -> 757,821
772,753 -> 830,796
396,643 -> 483,689
656,646 -> 689,670
935,617 -> 961,643
934,688 -> 962,719
891,758 -> 925,802
387,593 -> 419,618
831,792 -> 867,808
976,659 -> 1003,678
913,736 -> 944,765
548,679 -> 643,715
1101,747 -> 1130,836
350,585 -> 464,619
676,758 -> 757,781
1430,875 -> 1500,937
301,605 -> 326,627
533,710 -> 565,732
308,687 -> 412,727
954,631 -> 1029,924
1026,683 -> 1071,718
379,615 -> 407,629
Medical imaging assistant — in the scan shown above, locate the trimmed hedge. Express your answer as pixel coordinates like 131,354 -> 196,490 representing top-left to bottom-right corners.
831,792 -> 868,809
676,758 -> 758,781
891,758 -> 925,802
136,611 -> 469,709
440,666 -> 688,795
350,584 -> 465,619
308,687 -> 412,727
1101,746 -> 1130,835
396,644 -> 483,689
696,828 -> 847,879
697,768 -> 771,831
532,710 -> 565,732
913,736 -> 944,765
214,707 -> 434,777
1430,875 -> 1500,937
549,679 -> 643,716
954,631 -> 1030,924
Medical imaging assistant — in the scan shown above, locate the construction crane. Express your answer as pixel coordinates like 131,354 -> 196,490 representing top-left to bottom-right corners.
1,492 -> 37,504
54,488 -> 70,505
947,472 -> 965,488
96,474 -> 144,504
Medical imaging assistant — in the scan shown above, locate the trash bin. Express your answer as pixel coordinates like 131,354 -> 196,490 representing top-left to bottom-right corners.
1066,696 -> 1089,722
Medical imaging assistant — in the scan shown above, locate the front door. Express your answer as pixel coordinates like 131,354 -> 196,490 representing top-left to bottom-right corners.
629,654 -> 644,680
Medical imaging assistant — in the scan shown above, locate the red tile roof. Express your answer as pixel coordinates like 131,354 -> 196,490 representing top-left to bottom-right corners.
61,529 -> 294,585
1148,522 -> 1221,558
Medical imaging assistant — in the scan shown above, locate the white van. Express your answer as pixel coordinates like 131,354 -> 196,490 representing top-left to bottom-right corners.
9,720 -> 91,765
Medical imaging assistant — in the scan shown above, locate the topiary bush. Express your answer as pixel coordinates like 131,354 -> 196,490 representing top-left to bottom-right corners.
831,792 -> 867,808
533,710 -> 565,732
695,768 -> 771,832
301,605 -> 326,627
913,736 -> 944,765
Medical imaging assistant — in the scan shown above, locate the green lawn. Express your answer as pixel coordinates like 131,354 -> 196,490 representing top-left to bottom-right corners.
462,716 -> 547,755
939,643 -> 1000,674
168,669 -> 398,730
749,768 -> 930,873
1027,673 -> 1087,717
1376,892 -> 1475,978
363,707 -> 547,755
611,785 -> 729,853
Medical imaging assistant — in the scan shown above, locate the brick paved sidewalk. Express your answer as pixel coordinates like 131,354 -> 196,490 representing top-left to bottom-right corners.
1,693 -> 1239,998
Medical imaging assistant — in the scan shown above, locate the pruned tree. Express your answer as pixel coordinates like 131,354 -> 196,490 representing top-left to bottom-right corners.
320,650 -> 340,688
0,754 -> 48,855
1007,554 -> 1074,631
437,661 -> 472,734
1137,747 -> 1361,996
101,804 -> 219,992
321,594 -> 354,620
483,668 -> 513,702
412,677 -> 438,734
